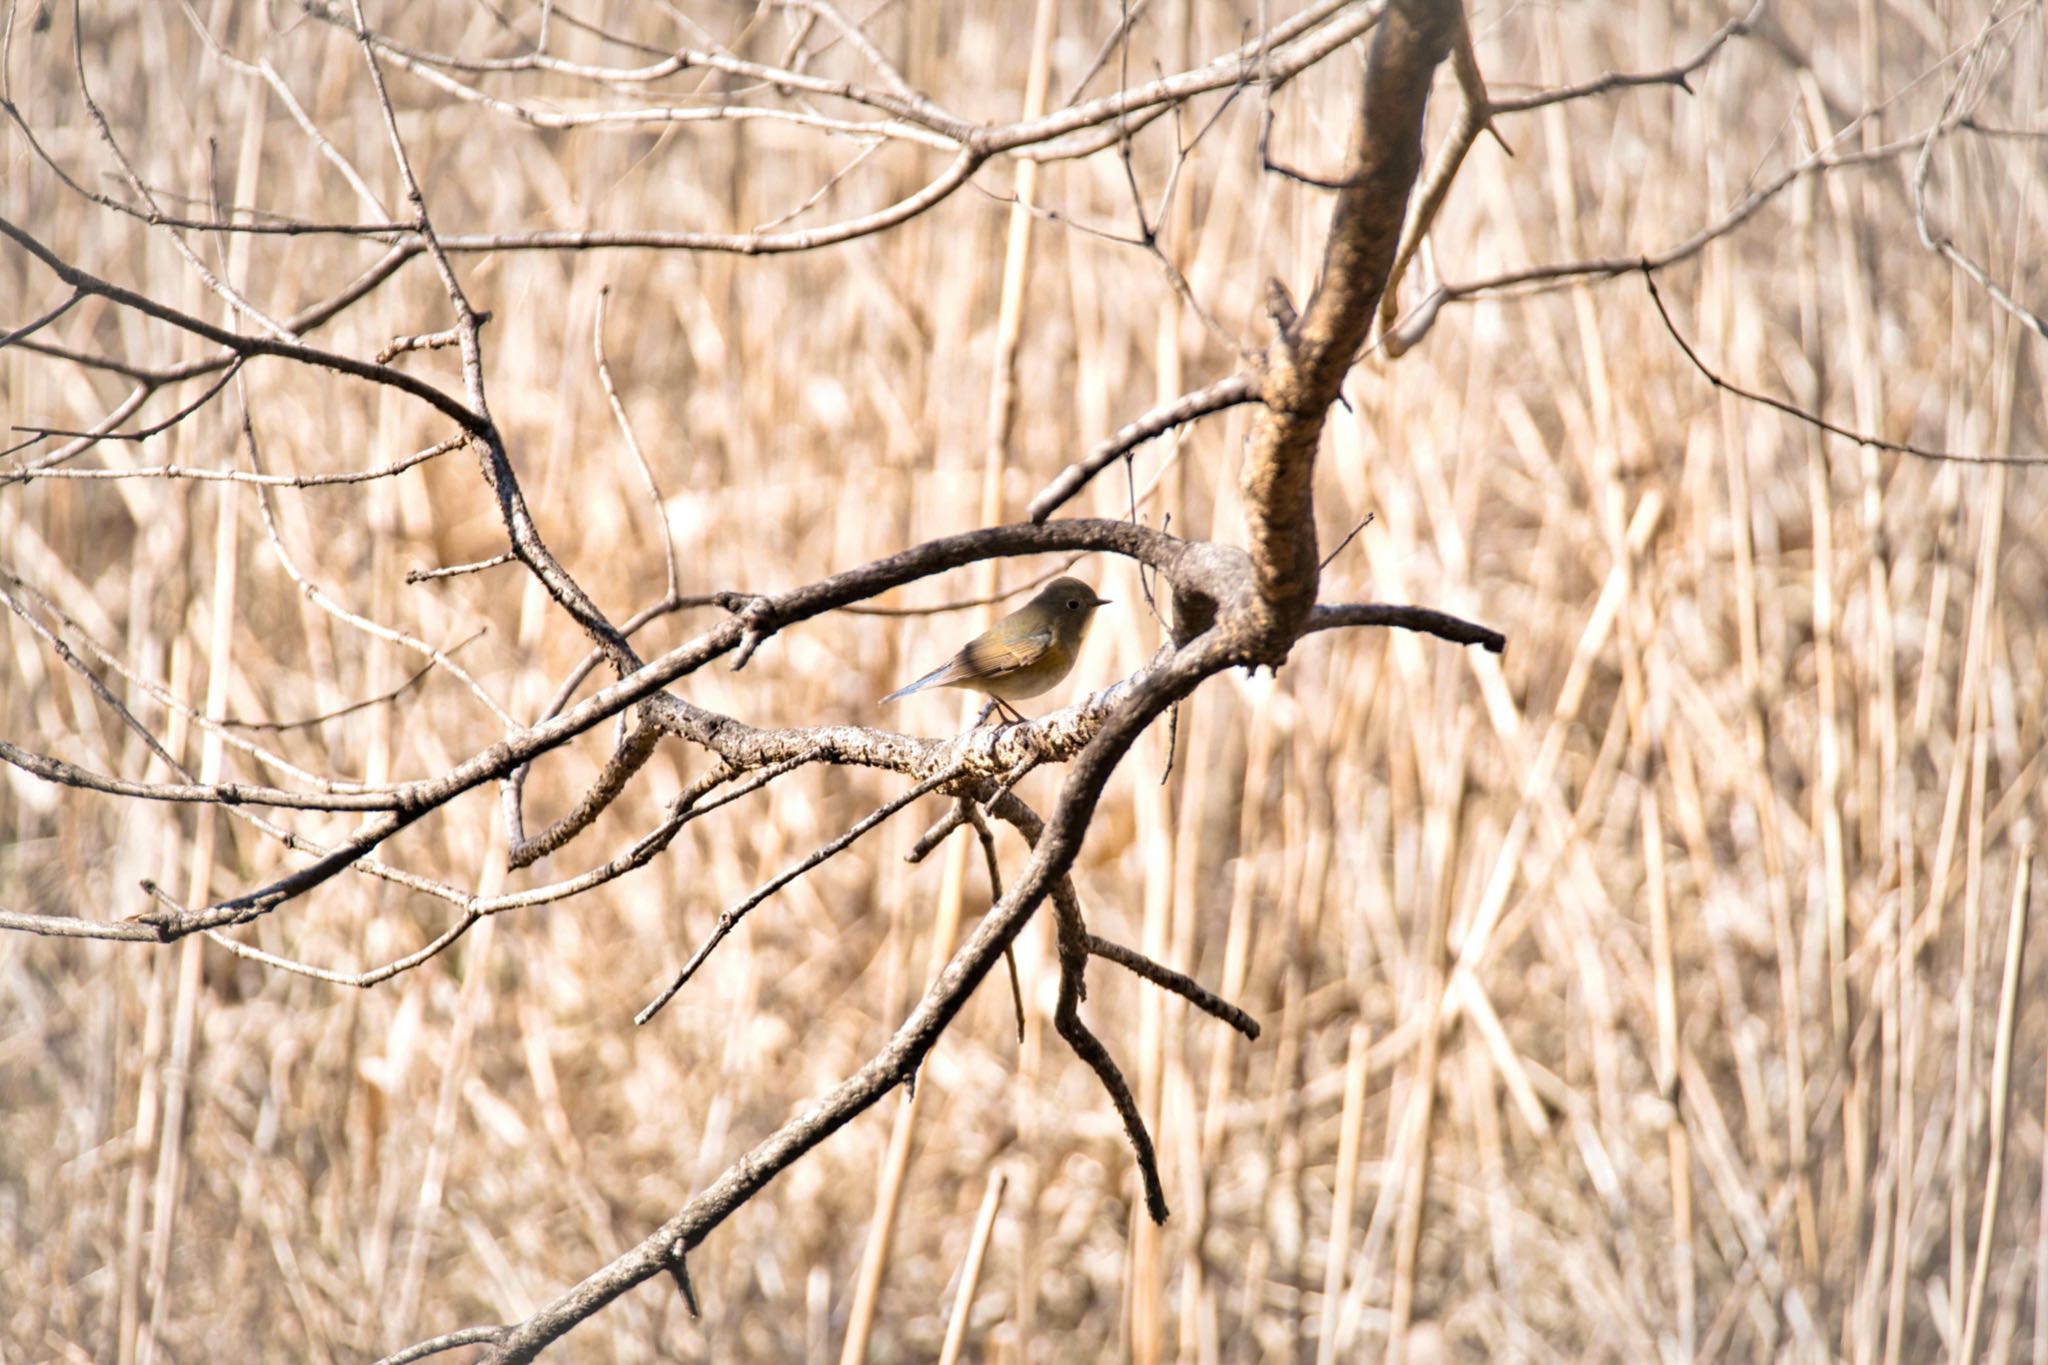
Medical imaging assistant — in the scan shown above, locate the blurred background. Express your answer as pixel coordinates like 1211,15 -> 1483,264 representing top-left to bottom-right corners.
3,0 -> 2046,1360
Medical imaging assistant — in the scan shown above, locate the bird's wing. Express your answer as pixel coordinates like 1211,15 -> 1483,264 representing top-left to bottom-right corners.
950,626 -> 1054,682
882,626 -> 1054,702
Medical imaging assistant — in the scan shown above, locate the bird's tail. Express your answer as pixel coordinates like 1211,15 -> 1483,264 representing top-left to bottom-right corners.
879,662 -> 953,705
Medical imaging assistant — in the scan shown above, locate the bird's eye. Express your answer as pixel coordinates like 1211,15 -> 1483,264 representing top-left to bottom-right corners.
1066,599 -> 1080,610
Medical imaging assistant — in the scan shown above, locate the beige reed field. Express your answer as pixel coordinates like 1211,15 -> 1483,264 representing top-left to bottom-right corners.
3,0 -> 2047,1361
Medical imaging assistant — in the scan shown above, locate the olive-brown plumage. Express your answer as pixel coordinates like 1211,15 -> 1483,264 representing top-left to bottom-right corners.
881,576 -> 1110,720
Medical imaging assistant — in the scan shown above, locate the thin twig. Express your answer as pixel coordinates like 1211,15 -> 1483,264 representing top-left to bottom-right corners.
637,761 -> 972,1022
9,432 -> 462,489
1641,265 -> 2044,466
5,362 -> 244,460
594,286 -> 678,601
1086,933 -> 1260,1038
1053,882 -> 1168,1223
1029,372 -> 1261,522
962,803 -> 1027,1045
1487,0 -> 1763,113
407,552 -> 515,583
1318,513 -> 1375,570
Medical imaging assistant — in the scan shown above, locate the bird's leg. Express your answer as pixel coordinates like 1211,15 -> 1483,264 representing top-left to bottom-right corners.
994,698 -> 1029,726
972,699 -> 1003,729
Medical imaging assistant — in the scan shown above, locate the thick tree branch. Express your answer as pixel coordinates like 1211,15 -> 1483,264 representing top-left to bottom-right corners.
1236,0 -> 1457,648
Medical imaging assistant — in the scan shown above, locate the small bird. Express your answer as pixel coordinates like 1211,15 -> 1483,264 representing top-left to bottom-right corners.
881,576 -> 1111,723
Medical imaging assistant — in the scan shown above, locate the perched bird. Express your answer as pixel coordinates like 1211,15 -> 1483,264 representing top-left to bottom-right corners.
881,576 -> 1111,723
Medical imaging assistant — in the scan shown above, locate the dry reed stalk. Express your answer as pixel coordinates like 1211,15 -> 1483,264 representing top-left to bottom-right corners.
1168,701 -> 1217,1364
1949,629 -> 1992,1352
1445,973 -> 1546,1140
1885,828 -> 1923,1365
839,833 -> 973,1365
1162,34 -> 1221,1320
1260,910 -> 1310,1351
2034,1069 -> 2048,1365
1950,391 -> 2013,1347
1792,157 -> 1870,1356
114,637 -> 189,1365
1960,849 -> 2032,1362
1124,718 -> 1175,1365
937,1168 -> 1008,1365
1714,221 -> 1821,1273
1956,205 -> 2032,1344
1386,843 -> 1453,1361
390,895 -> 503,1341
1458,1039 -> 1512,1311
1199,696 -> 1276,1159
1314,1023 -> 1370,1365
135,461 -> 242,1365
1123,237 -> 1208,1360
1641,782 -> 1694,1360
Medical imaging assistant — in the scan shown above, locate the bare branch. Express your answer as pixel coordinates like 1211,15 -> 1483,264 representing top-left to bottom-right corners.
1375,6 -> 1495,357
5,362 -> 244,461
1909,25 -> 2048,342
372,1325 -> 508,1365
0,907 -> 167,941
1436,123 -> 1955,305
1486,0 -> 1764,114
1236,0 -> 1458,644
593,286 -> 677,601
1641,266 -> 2044,466
1306,601 -> 1506,651
0,285 -> 84,345
6,433 -> 463,489
0,215 -> 484,431
1086,934 -> 1261,1040
0,3 -> 1525,1354
429,148 -> 987,257
839,557 -> 1087,616
1029,372 -> 1261,522
637,759 -> 973,1022
507,721 -> 666,870
1055,886 -> 1167,1223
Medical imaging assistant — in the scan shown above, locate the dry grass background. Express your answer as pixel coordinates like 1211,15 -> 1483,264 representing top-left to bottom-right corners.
4,1 -> 2047,1361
